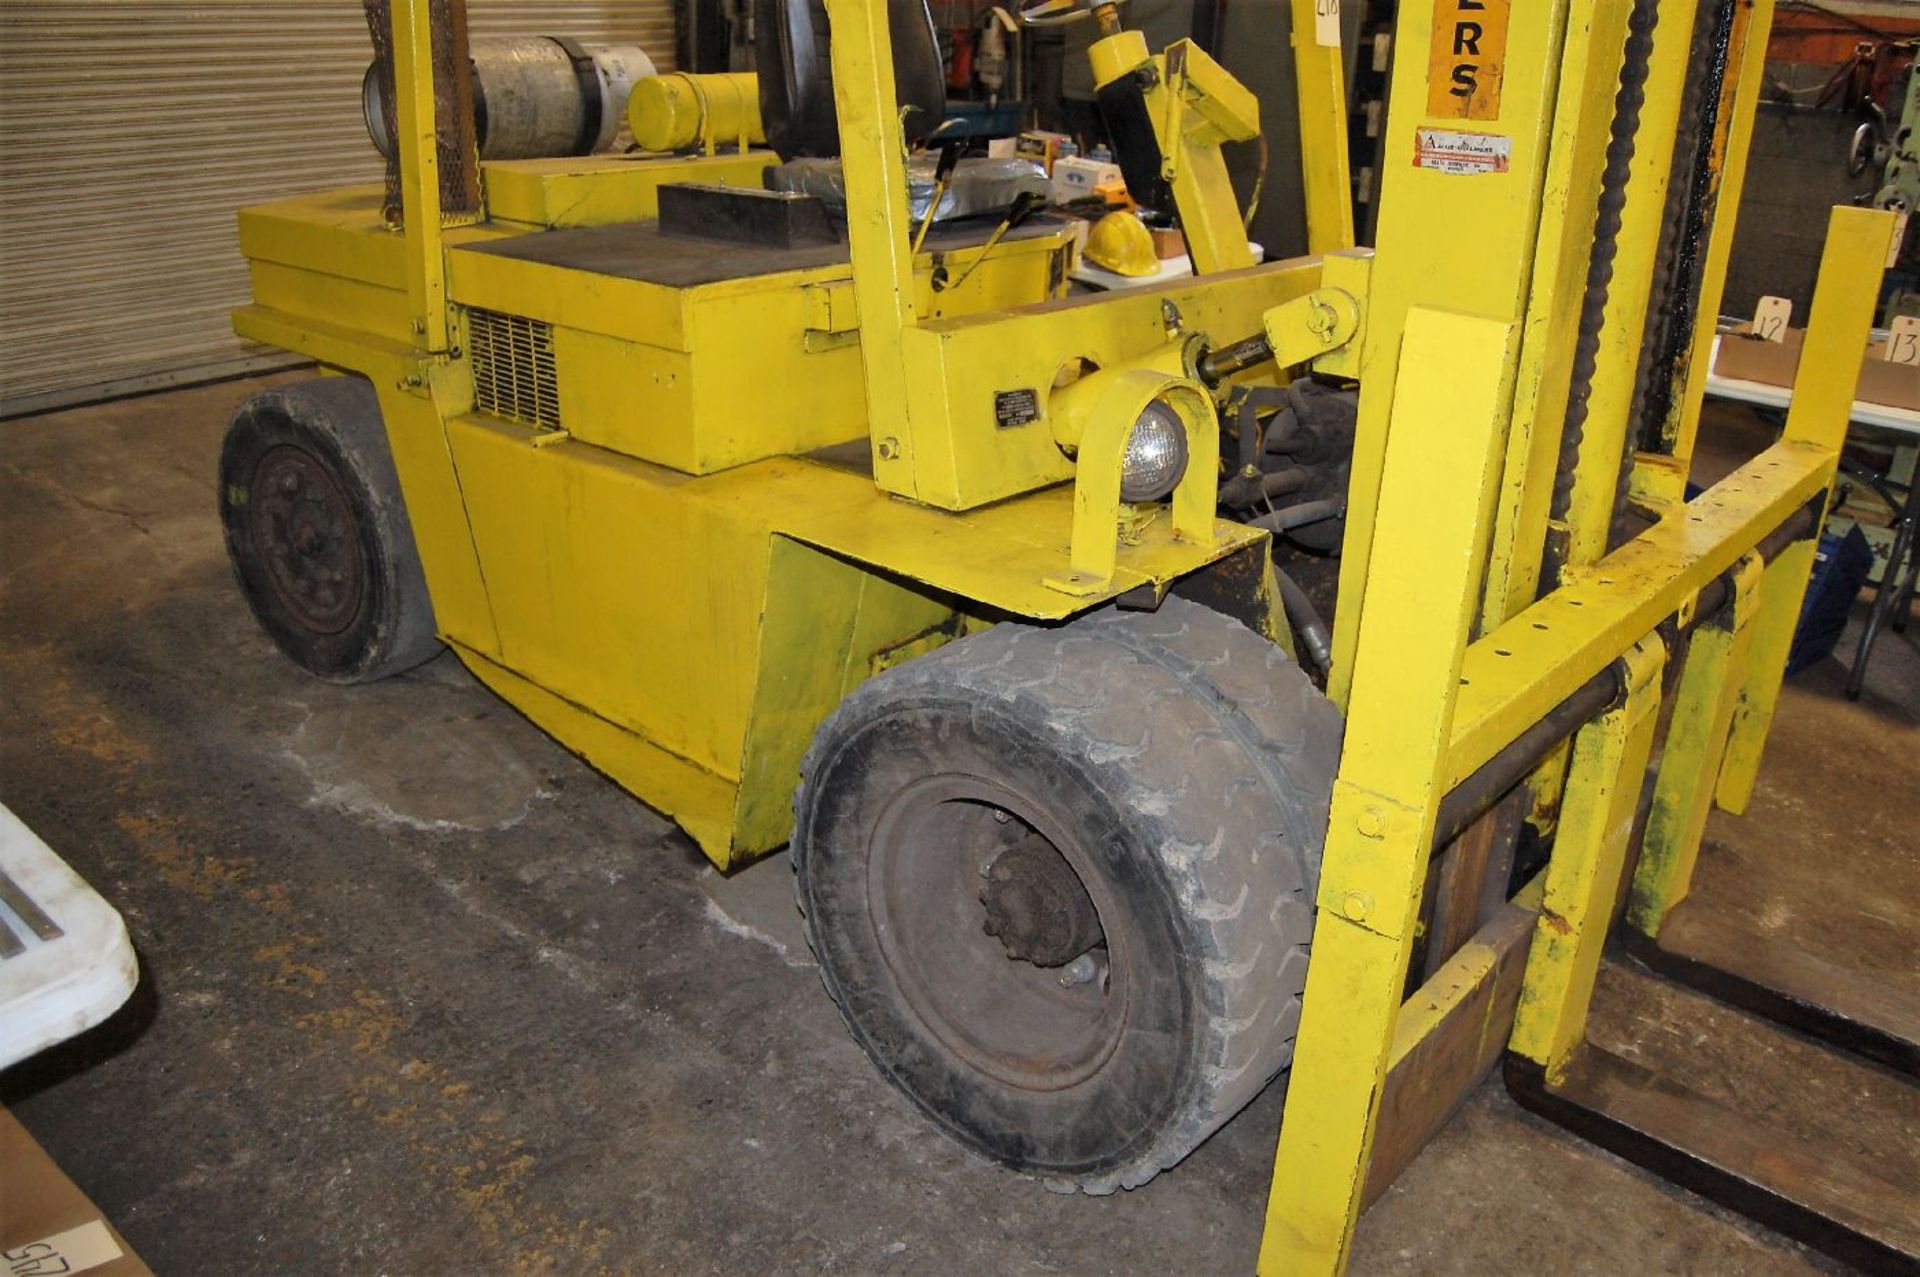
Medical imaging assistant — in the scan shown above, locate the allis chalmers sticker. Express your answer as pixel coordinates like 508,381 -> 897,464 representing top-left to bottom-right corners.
1428,0 -> 1512,120
1414,127 -> 1512,175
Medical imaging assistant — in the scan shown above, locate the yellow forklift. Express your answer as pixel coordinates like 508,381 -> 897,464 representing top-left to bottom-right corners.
219,0 -> 1910,1270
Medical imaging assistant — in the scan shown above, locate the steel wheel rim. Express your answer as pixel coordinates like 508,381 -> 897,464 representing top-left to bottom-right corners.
866,773 -> 1131,1094
247,444 -> 367,636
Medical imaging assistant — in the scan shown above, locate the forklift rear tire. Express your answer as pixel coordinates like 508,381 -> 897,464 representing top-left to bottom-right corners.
793,597 -> 1342,1193
218,376 -> 442,684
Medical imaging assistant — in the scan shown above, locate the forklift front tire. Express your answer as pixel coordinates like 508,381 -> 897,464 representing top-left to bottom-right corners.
793,597 -> 1342,1193
219,376 -> 442,684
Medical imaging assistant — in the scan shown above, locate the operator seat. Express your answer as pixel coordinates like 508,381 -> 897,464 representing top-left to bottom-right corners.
754,0 -> 947,159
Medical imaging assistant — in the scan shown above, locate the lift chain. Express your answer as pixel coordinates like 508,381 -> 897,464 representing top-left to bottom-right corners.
1541,0 -> 1662,591
1615,0 -> 1742,550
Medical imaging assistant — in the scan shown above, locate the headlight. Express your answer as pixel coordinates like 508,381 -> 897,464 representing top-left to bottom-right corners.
1119,400 -> 1190,502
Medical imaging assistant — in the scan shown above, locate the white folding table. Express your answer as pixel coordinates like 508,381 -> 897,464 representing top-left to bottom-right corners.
1705,332 -> 1920,699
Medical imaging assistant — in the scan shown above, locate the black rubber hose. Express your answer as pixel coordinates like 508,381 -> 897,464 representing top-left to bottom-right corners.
1237,386 -> 1289,474
1274,567 -> 1332,675
1250,497 -> 1344,534
1260,470 -> 1311,500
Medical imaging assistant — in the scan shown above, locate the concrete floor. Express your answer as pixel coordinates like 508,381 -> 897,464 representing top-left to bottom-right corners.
2,376 -> 1914,1275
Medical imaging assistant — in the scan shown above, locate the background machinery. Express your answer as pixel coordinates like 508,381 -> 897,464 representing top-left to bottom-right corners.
218,0 -> 1904,1270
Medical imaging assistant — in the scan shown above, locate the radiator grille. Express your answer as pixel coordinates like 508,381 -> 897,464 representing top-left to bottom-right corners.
468,308 -> 561,431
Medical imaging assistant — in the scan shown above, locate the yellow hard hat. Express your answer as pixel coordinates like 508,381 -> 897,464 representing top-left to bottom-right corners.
1084,210 -> 1157,276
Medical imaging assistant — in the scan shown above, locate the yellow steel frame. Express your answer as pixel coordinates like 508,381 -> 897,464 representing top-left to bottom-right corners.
829,0 -> 1354,568
1713,200 -> 1895,814
1258,0 -> 1898,1264
392,0 -> 451,353
1329,0 -> 1595,704
1083,4 -> 1356,265
1263,202 -> 1896,1277
1288,0 -> 1357,253
1562,0 -> 1702,563
1261,304 -> 1519,1272
1637,0 -> 1778,505
1507,635 -> 1665,1081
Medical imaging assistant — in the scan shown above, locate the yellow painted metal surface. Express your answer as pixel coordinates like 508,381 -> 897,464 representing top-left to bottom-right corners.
1303,250 -> 1372,379
1087,26 -> 1148,92
391,0 -> 452,353
847,0 -> 1307,513
1778,208 -> 1899,451
1641,0 -> 1775,496
1328,0 -> 1577,706
232,0 -> 1288,871
483,152 -> 773,229
1446,438 -> 1829,789
455,638 -> 741,855
1508,637 -> 1663,1081
230,4 -> 1890,1266
1048,368 -> 1220,589
1386,868 -> 1542,1071
1260,284 -> 1362,370
826,0 -> 921,494
1562,0 -> 1700,564
887,257 -> 1326,511
1478,0 -> 1631,628
1288,0 -> 1357,253
429,410 -> 1264,867
1261,14 -> 1889,1251
1154,40 -> 1261,274
444,223 -> 1070,475
627,72 -> 764,153
241,190 -> 1072,481
1627,553 -> 1761,934
460,523 -> 965,865
1427,0 -> 1512,120
732,538 -> 961,850
1715,539 -> 1814,814
1718,205 -> 1900,809
1261,308 -> 1518,1276
239,186 -> 520,289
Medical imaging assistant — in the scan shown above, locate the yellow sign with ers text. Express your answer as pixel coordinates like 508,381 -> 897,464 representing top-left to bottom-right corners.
1427,0 -> 1511,120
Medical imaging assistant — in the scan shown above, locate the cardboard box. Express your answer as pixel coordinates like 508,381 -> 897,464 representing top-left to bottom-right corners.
1149,225 -> 1187,261
1712,324 -> 1920,412
1,1108 -> 151,1277
1049,155 -> 1125,205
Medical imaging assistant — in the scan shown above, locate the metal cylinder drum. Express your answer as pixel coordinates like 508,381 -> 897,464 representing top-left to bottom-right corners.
364,36 -> 656,160
627,72 -> 764,153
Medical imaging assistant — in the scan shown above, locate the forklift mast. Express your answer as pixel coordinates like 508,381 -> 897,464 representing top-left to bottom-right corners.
1260,0 -> 1899,1271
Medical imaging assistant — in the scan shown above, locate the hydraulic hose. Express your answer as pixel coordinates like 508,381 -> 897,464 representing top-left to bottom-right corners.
1274,567 -> 1332,675
1248,497 -> 1344,534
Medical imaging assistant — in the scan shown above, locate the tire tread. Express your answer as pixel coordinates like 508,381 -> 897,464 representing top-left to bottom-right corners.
794,596 -> 1341,1193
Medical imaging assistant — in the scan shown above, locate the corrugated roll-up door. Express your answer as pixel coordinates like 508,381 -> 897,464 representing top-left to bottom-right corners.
0,2 -> 676,418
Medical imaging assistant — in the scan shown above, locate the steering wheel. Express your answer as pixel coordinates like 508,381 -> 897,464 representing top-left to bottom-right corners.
1847,121 -> 1884,180
1016,0 -> 1120,28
